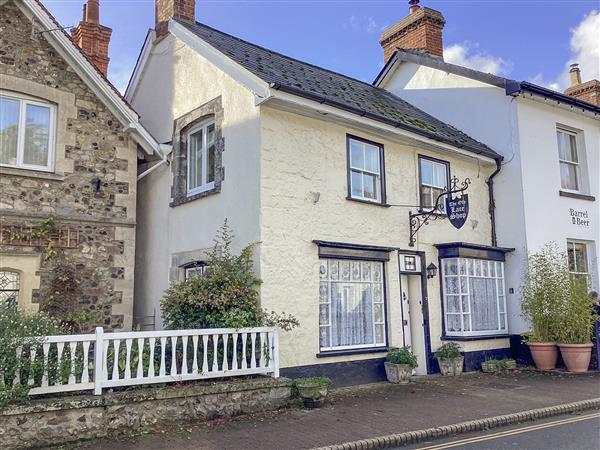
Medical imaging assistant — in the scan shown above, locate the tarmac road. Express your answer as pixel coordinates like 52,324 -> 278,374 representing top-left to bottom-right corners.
404,410 -> 600,450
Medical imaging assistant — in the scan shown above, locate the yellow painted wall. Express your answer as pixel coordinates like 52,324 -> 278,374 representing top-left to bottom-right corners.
258,106 -> 509,369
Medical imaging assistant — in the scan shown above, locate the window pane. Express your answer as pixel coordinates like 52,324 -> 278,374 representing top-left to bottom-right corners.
557,130 -> 577,162
364,144 -> 380,173
0,271 -> 20,306
432,187 -> 445,212
446,314 -> 462,332
362,173 -> 378,200
444,259 -> 458,276
188,129 -> 203,189
207,123 -> 215,183
433,163 -> 447,188
421,185 -> 432,208
446,295 -> 460,313
420,159 -> 433,185
560,162 -> 578,190
0,97 -> 20,166
23,104 -> 50,167
573,243 -> 588,273
470,277 -> 499,331
321,259 -> 384,349
349,140 -> 364,168
351,170 -> 362,198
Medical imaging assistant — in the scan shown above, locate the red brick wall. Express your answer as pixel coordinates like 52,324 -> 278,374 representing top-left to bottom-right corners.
564,80 -> 600,106
71,22 -> 112,76
156,0 -> 196,37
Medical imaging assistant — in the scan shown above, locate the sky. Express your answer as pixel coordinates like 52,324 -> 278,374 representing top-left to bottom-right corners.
42,0 -> 600,94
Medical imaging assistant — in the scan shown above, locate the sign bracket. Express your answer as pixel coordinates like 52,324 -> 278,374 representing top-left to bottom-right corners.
408,176 -> 471,247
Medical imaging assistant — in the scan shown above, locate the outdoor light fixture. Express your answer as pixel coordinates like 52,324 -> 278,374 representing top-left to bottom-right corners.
426,263 -> 438,279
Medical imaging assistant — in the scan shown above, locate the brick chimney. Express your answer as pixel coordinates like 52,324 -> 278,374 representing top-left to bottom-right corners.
156,0 -> 196,38
564,64 -> 600,106
72,0 -> 112,76
380,0 -> 445,63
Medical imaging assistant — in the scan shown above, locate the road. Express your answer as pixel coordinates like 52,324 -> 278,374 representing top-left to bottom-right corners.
404,411 -> 600,450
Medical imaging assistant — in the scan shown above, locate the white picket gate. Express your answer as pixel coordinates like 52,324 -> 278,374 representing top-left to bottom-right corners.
9,327 -> 279,396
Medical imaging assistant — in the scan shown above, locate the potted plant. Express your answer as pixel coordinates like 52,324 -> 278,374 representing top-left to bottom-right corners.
434,342 -> 464,376
384,347 -> 418,384
481,358 -> 517,373
294,376 -> 331,408
556,276 -> 598,373
521,244 -> 566,370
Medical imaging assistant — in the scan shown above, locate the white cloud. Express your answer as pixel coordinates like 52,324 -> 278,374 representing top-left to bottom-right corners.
444,41 -> 513,76
345,15 -> 387,34
530,10 -> 599,91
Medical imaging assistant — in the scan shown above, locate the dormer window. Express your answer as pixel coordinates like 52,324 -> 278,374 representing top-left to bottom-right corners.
0,93 -> 55,172
187,119 -> 216,196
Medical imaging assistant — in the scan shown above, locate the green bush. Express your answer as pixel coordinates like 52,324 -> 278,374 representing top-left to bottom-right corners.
0,304 -> 65,406
521,243 -> 569,343
161,221 -> 298,331
434,342 -> 462,359
294,376 -> 332,388
556,275 -> 598,344
386,347 -> 418,368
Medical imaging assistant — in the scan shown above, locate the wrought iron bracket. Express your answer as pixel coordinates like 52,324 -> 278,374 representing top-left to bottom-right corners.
408,176 -> 471,247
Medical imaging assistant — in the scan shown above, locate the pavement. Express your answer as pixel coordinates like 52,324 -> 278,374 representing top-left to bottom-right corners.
403,410 -> 600,450
81,370 -> 600,450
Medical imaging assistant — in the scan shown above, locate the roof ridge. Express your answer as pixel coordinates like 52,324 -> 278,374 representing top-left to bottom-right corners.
179,18 -> 404,96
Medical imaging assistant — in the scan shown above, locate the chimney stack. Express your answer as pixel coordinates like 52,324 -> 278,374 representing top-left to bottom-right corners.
156,0 -> 196,38
379,1 -> 446,63
72,0 -> 112,76
564,64 -> 600,106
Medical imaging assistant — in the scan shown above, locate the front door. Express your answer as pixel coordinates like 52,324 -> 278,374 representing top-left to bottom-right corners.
399,254 -> 428,375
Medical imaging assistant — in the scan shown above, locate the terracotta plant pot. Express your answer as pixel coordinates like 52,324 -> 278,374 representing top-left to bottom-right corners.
384,362 -> 413,384
527,342 -> 558,370
558,343 -> 593,373
437,356 -> 464,376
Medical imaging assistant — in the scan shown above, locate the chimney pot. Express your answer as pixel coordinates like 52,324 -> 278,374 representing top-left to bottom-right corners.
409,0 -> 421,14
84,0 -> 100,24
569,63 -> 582,86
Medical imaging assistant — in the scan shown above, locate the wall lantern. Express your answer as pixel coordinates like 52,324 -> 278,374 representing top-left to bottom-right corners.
426,263 -> 438,279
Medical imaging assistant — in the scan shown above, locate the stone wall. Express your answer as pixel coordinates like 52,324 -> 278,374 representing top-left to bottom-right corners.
0,1 -> 137,330
0,377 -> 292,449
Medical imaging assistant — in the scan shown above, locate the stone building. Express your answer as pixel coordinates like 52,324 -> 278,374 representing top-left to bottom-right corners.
0,0 -> 165,330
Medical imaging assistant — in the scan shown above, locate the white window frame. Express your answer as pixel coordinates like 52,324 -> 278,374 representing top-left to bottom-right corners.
186,118 -> 215,197
567,240 -> 590,277
557,128 -> 580,193
348,136 -> 384,204
441,257 -> 508,337
0,92 -> 55,172
319,258 -> 387,352
419,156 -> 449,214
184,262 -> 208,281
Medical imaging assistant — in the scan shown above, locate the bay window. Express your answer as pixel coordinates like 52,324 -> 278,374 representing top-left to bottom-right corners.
442,258 -> 507,336
0,93 -> 55,172
319,258 -> 386,351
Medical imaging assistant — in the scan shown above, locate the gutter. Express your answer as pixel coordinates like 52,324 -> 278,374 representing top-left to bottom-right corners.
505,80 -> 600,115
486,159 -> 502,247
268,83 -> 499,160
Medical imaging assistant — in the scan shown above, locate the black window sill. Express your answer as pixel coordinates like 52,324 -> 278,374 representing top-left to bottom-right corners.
559,190 -> 596,202
441,334 -> 509,342
346,197 -> 390,208
317,347 -> 388,358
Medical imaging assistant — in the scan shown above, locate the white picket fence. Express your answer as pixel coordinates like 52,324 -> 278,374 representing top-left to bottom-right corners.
8,327 -> 279,396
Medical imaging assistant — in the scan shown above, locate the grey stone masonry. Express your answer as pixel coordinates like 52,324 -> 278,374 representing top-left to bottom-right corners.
0,1 -> 138,330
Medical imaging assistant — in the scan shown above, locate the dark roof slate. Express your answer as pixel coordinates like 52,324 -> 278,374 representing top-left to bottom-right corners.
175,19 -> 501,160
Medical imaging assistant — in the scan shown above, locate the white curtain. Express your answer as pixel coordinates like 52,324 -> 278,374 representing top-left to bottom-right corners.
23,104 -> 50,166
330,282 -> 374,347
470,277 -> 499,331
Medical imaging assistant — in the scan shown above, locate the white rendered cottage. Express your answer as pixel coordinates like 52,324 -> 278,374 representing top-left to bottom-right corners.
129,0 -> 516,383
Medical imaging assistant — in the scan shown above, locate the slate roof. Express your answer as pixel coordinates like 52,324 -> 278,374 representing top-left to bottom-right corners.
175,19 -> 501,160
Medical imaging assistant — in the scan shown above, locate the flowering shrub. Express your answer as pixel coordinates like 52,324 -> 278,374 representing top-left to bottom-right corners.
161,221 -> 298,331
0,304 -> 65,406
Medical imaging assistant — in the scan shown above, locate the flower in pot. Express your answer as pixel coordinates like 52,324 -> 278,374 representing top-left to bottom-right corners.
556,276 -> 599,373
434,342 -> 464,376
384,347 -> 418,384
294,376 -> 332,408
521,244 -> 566,370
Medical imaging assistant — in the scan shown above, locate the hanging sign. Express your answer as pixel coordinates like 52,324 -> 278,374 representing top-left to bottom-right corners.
446,194 -> 469,229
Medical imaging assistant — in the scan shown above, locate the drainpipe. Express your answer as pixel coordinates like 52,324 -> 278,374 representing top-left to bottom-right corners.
486,158 -> 502,247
